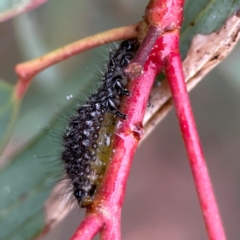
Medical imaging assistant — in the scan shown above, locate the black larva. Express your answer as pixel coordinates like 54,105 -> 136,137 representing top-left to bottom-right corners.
62,39 -> 139,207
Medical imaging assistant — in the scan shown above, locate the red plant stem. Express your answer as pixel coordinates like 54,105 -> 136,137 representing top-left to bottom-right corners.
144,0 -> 183,31
164,31 -> 227,240
96,61 -> 163,240
71,214 -> 103,240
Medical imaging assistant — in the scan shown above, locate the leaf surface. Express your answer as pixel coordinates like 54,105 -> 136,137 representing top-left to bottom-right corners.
0,81 -> 19,153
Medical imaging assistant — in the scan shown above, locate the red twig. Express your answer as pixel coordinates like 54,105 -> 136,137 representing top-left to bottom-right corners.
125,24 -> 161,79
137,1 -> 226,239
164,34 -> 227,240
71,214 -> 103,240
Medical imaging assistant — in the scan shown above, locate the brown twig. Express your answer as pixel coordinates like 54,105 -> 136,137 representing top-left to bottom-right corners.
125,24 -> 161,79
14,23 -> 139,99
164,30 -> 226,240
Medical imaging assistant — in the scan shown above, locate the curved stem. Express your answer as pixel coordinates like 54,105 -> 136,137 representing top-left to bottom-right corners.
14,23 -> 139,100
70,214 -> 103,240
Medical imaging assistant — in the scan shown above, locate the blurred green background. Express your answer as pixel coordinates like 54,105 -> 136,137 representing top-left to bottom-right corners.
0,0 -> 240,239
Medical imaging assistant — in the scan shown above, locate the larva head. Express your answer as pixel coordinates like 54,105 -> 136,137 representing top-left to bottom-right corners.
73,185 -> 97,208
120,39 -> 139,52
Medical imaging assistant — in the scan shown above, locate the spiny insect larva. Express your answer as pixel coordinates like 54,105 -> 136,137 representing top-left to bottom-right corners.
62,39 -> 139,207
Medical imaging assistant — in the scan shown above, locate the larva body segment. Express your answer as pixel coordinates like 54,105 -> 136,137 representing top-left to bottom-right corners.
62,39 -> 139,207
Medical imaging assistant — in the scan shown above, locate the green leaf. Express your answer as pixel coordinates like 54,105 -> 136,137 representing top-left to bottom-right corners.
0,81 -> 19,153
0,0 -> 47,22
0,118 -> 63,240
0,76 -> 99,240
181,0 -> 240,58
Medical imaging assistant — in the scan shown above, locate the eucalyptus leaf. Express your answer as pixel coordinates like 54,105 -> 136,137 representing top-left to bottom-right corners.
0,75 -> 100,240
0,117 -> 63,240
0,81 -> 19,154
181,0 -> 240,58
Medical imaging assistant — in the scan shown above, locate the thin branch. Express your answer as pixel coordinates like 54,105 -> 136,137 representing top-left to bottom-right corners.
91,30 -> 164,240
125,24 -> 161,79
71,214 -> 103,240
14,23 -> 139,99
164,30 -> 227,240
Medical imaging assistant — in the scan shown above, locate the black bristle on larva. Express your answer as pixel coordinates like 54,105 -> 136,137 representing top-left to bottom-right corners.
62,39 -> 139,207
